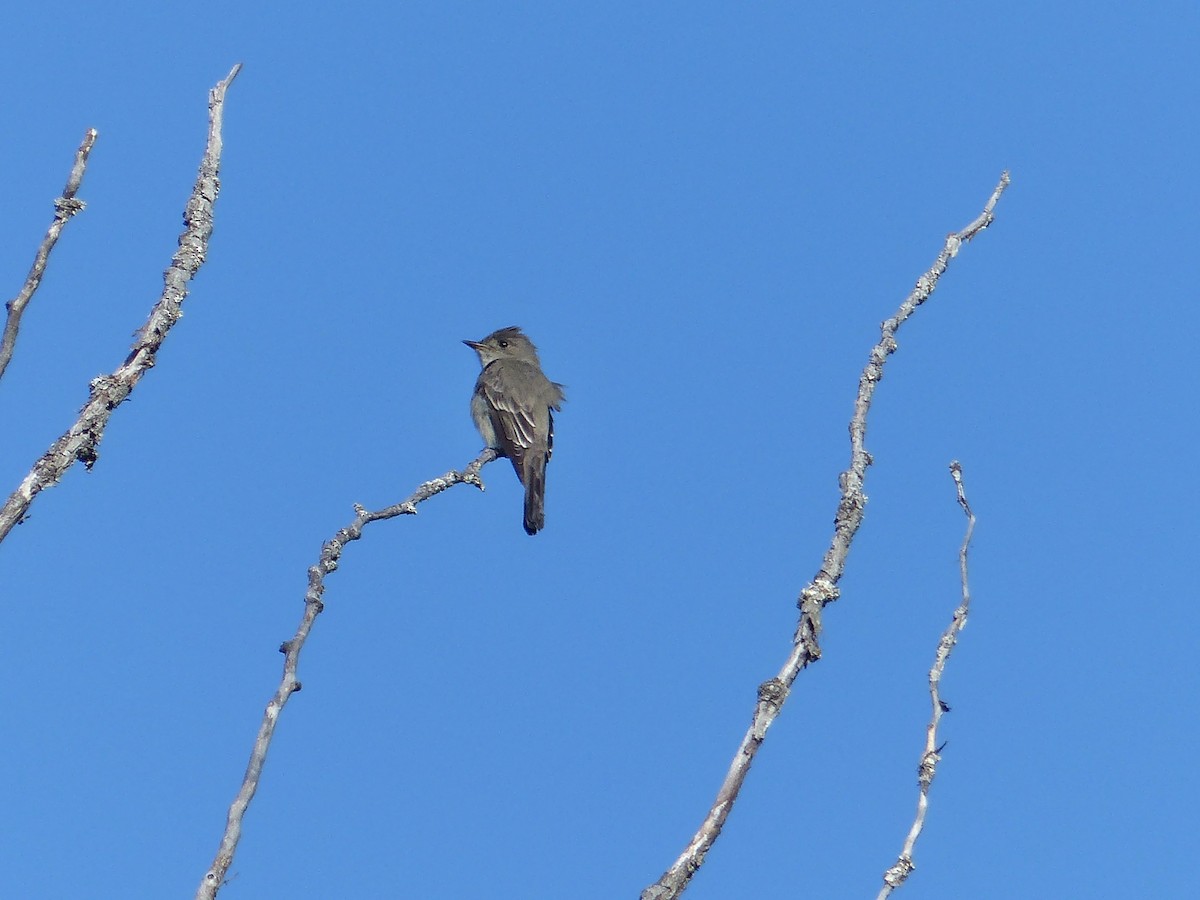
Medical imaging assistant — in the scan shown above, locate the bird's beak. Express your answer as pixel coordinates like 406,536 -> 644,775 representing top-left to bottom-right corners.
463,339 -> 483,350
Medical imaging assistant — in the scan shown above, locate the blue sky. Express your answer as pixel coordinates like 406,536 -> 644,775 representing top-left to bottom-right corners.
2,3 -> 1197,898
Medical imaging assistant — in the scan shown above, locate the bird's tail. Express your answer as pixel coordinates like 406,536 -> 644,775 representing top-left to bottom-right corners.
522,450 -> 548,535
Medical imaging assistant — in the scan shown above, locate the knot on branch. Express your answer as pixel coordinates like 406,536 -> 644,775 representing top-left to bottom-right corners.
54,197 -> 85,217
883,855 -> 915,887
757,677 -> 787,708
75,439 -> 99,469
794,577 -> 837,654
918,748 -> 940,788
798,576 -> 838,611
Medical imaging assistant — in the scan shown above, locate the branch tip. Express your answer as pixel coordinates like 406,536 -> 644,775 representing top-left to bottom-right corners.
196,449 -> 499,897
876,464 -> 977,898
649,177 -> 1006,900
1,67 -> 241,544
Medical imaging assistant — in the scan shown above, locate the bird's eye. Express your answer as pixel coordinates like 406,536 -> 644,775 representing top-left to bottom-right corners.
498,340 -> 509,348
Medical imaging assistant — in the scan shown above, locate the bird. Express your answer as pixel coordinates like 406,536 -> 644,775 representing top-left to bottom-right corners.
463,326 -> 565,535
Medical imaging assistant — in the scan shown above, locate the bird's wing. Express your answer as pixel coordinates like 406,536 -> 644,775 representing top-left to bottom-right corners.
478,363 -> 543,481
479,378 -> 537,449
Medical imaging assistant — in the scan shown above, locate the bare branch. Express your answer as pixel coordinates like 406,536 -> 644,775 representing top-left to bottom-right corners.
0,128 -> 99,382
642,172 -> 1010,900
0,64 -> 242,546
878,461 -> 977,897
194,448 -> 499,900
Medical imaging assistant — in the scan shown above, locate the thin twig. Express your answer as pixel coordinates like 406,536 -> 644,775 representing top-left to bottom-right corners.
194,448 -> 499,900
0,129 -> 99,382
641,172 -> 1010,900
0,64 -> 241,546
877,461 -> 976,896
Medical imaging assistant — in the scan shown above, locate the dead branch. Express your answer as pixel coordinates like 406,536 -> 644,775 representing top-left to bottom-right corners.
0,64 -> 242,545
0,128 -> 98,381
194,448 -> 499,900
642,172 -> 1010,900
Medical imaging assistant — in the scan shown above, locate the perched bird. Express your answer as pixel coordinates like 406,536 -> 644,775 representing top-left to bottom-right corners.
463,327 -> 565,535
